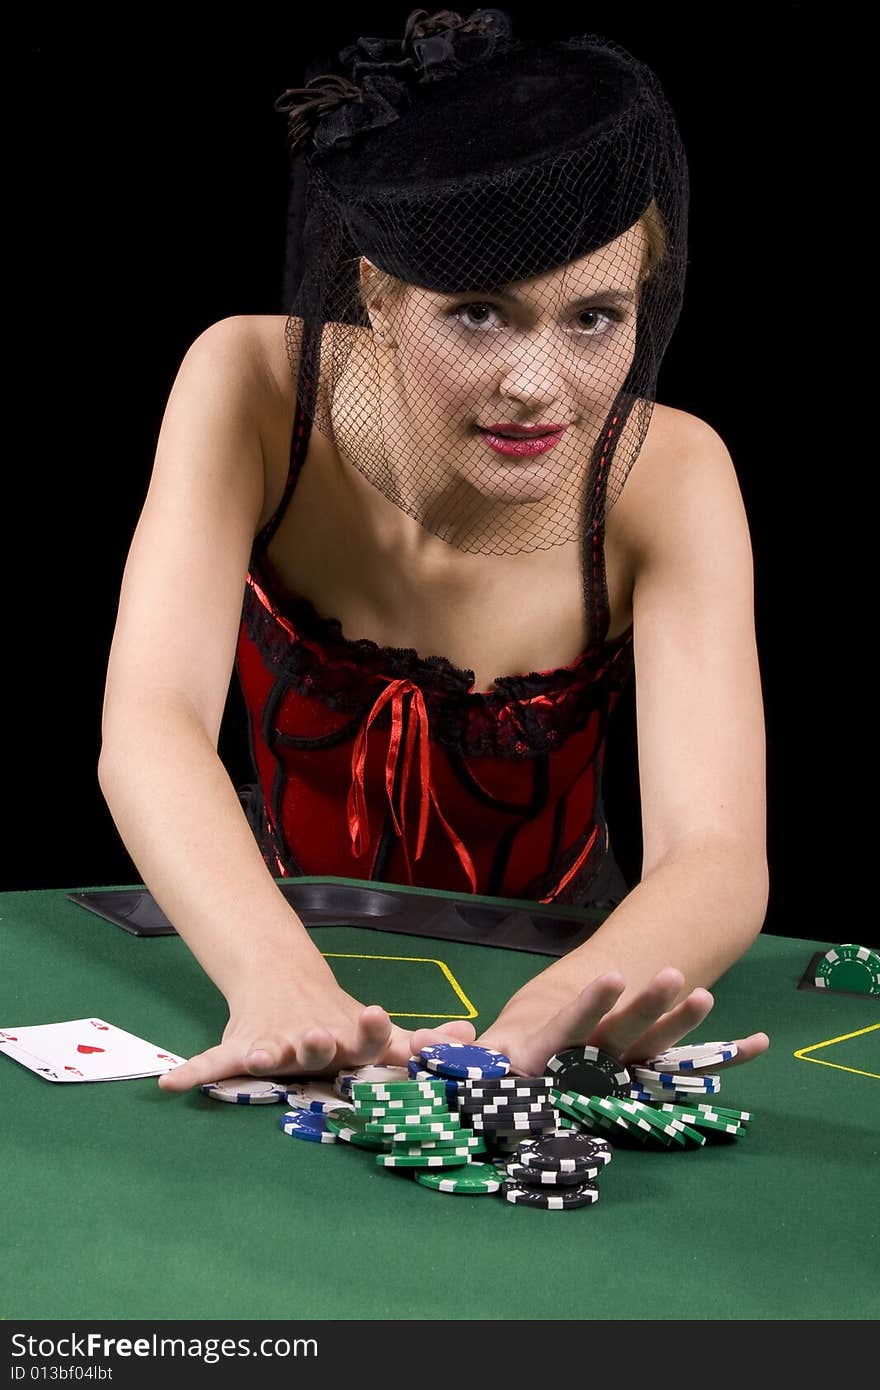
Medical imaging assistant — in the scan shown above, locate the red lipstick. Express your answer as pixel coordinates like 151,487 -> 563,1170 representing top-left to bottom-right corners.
477,424 -> 568,458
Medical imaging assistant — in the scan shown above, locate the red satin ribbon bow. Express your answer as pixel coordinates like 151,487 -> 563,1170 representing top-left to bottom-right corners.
347,678 -> 478,892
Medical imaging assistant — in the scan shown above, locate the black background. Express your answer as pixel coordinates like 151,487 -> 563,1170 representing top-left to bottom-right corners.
9,4 -> 863,945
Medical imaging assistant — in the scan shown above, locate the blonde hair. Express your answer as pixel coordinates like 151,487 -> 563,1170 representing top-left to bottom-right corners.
359,198 -> 669,311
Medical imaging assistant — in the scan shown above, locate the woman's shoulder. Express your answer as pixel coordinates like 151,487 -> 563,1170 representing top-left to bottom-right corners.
226,313 -> 297,406
617,401 -> 739,569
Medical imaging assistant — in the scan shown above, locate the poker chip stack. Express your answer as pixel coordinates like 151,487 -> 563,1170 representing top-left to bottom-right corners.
200,1039 -> 754,1201
412,1043 -> 563,1159
500,1132 -> 613,1208
550,1042 -> 753,1147
405,1041 -> 615,1208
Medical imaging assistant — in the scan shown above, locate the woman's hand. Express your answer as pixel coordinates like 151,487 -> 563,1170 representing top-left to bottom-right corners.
157,973 -> 478,1093
452,967 -> 768,1078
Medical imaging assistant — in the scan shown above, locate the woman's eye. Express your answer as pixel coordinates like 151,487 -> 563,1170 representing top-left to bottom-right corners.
447,302 -> 624,335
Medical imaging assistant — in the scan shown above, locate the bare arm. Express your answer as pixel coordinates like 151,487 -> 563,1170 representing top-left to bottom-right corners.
98,697 -> 333,999
468,412 -> 771,1073
98,317 -> 474,1088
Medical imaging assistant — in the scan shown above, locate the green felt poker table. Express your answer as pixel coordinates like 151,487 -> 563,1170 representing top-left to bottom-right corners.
1,877 -> 878,1323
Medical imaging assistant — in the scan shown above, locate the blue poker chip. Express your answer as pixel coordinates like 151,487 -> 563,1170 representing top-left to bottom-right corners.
407,1061 -> 459,1100
279,1110 -> 338,1143
418,1043 -> 511,1080
200,1075 -> 288,1104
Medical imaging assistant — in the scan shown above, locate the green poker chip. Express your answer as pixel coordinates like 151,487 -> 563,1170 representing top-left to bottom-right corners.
351,1079 -> 447,1100
615,1099 -> 688,1147
659,1102 -> 751,1124
376,1151 -> 474,1169
414,1162 -> 503,1194
813,943 -> 880,995
393,1141 -> 485,1158
587,1096 -> 656,1143
393,1133 -> 485,1151
661,1106 -> 744,1136
325,1108 -> 392,1149
353,1099 -> 448,1118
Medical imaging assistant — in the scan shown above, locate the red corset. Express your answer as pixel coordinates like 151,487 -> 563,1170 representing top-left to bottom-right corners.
235,565 -> 634,906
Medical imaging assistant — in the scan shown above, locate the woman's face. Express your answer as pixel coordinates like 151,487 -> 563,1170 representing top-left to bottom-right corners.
360,222 -> 645,509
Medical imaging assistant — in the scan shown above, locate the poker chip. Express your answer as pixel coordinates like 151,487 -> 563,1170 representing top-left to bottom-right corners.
377,1151 -> 474,1168
351,1079 -> 446,1101
335,1065 -> 409,1100
418,1043 -> 511,1080
628,1082 -> 721,1104
279,1109 -> 337,1143
415,1163 -> 504,1194
644,1042 -> 738,1071
354,1099 -> 448,1117
615,1098 -> 689,1147
392,1141 -> 485,1158
504,1161 -> 601,1186
456,1097 -> 551,1115
284,1081 -> 351,1114
200,1075 -> 288,1104
551,1089 -> 603,1130
502,1179 -> 600,1209
324,1108 -> 392,1149
407,1065 -> 460,1100
546,1046 -> 630,1099
590,1095 -> 657,1141
813,943 -> 880,995
469,1109 -> 559,1133
390,1127 -> 474,1146
658,1102 -> 752,1124
365,1115 -> 459,1136
631,1066 -> 722,1088
455,1076 -> 554,1096
659,1105 -> 744,1136
513,1133 -> 607,1173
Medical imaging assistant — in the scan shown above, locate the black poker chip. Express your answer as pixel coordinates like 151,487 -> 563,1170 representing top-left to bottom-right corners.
513,1134 -> 611,1172
501,1179 -> 600,1209
455,1076 -> 554,1096
468,1108 -> 559,1131
546,1046 -> 631,1099
456,1097 -> 551,1115
504,1161 -> 599,1186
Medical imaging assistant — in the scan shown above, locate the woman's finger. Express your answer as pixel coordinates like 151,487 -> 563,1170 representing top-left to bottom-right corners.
719,1032 -> 770,1067
587,968 -> 687,1058
351,1005 -> 395,1061
158,1038 -> 291,1093
504,973 -> 627,1076
402,1019 -> 478,1063
614,988 -> 715,1065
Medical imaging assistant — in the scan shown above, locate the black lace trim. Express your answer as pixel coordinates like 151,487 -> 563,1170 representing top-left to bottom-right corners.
241,572 -> 634,760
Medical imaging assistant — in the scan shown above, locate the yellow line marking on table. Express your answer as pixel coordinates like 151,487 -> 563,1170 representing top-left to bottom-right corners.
793,1021 -> 880,1079
322,952 -> 478,1021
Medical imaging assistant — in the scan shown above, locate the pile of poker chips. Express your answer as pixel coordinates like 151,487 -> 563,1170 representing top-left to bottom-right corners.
548,1041 -> 753,1147
200,1039 -> 753,1205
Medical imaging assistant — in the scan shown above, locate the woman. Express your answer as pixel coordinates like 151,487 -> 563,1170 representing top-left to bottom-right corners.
98,9 -> 769,1089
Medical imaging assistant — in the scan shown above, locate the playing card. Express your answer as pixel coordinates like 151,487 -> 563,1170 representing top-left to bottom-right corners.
0,1035 -> 63,1081
0,1019 -> 186,1082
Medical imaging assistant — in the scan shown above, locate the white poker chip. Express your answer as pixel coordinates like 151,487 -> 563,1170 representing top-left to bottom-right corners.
644,1042 -> 738,1072
284,1081 -> 352,1114
334,1065 -> 410,1098
200,1075 -> 288,1104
